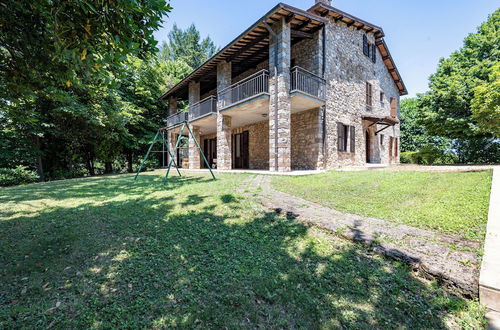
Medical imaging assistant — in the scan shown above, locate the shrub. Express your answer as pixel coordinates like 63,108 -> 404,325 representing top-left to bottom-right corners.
400,152 -> 417,164
400,147 -> 458,165
0,166 -> 39,186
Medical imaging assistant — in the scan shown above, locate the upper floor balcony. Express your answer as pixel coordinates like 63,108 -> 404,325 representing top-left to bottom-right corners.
165,111 -> 188,129
218,69 -> 270,111
290,66 -> 326,101
189,96 -> 217,122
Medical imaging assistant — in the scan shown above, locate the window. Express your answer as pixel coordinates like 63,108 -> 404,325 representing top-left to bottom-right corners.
380,92 -> 385,105
390,97 -> 398,118
366,82 -> 373,110
389,136 -> 394,159
350,126 -> 356,153
380,134 -> 384,146
337,122 -> 355,153
363,35 -> 369,56
363,35 -> 376,63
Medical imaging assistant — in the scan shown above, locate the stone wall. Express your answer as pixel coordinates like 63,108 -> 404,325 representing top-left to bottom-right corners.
232,120 -> 269,170
291,31 -> 323,75
291,108 -> 323,170
268,17 -> 292,172
232,60 -> 269,84
322,18 -> 400,167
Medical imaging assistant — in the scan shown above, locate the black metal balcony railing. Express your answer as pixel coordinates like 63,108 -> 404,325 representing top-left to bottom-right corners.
188,95 -> 217,121
218,69 -> 269,109
165,111 -> 188,128
290,66 -> 326,100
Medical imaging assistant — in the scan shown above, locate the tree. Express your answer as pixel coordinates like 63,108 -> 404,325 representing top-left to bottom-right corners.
471,63 -> 500,138
159,23 -> 218,69
399,97 -> 444,152
0,0 -> 172,180
419,8 -> 499,163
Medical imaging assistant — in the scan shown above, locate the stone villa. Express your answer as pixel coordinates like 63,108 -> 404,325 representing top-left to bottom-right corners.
160,0 -> 407,172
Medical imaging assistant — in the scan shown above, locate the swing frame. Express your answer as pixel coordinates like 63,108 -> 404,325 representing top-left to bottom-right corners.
134,121 -> 216,182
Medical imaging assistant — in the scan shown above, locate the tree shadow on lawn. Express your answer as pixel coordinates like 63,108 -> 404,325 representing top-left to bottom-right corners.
0,182 -> 466,328
0,173 -> 211,204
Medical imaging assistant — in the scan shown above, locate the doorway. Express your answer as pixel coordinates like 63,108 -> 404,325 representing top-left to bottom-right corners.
232,131 -> 249,169
203,138 -> 217,169
365,130 -> 371,163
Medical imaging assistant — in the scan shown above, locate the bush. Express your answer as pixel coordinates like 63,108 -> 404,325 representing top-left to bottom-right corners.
400,147 -> 458,165
400,151 -> 417,164
0,166 -> 39,186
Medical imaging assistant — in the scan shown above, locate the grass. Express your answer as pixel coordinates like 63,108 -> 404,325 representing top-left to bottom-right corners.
272,170 -> 492,241
0,172 -> 486,328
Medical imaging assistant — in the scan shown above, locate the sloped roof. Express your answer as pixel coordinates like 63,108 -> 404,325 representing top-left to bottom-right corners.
160,3 -> 327,100
308,2 -> 407,95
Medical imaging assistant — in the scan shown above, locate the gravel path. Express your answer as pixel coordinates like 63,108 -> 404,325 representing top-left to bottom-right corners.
241,174 -> 481,298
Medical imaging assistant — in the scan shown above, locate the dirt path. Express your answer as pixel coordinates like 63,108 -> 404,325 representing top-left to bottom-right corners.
241,175 -> 481,298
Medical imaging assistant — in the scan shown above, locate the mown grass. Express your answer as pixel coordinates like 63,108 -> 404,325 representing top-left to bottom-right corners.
0,172 -> 485,328
272,170 -> 492,241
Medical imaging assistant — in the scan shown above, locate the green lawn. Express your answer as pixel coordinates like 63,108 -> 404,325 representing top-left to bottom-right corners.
272,170 -> 492,241
0,172 -> 485,328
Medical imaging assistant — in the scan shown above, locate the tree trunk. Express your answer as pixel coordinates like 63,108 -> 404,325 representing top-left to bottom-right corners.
85,152 -> 95,176
127,151 -> 133,173
34,135 -> 45,182
104,162 -> 113,174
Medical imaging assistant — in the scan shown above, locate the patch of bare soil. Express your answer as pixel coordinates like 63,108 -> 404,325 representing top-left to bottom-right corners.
241,175 -> 481,298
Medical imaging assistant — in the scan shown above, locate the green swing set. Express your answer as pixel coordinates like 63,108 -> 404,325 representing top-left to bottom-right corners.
134,121 -> 216,182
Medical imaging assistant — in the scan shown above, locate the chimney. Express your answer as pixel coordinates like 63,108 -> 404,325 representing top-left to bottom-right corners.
315,0 -> 332,5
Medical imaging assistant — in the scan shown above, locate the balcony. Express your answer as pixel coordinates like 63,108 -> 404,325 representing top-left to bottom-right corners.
165,111 -> 188,128
290,66 -> 326,112
189,96 -> 217,121
188,95 -> 218,135
218,69 -> 270,110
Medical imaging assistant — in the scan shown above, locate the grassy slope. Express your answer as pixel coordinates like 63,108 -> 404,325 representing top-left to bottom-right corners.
272,170 -> 492,241
0,173 -> 484,328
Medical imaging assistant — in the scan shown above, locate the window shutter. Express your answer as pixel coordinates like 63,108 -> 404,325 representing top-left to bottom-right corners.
390,97 -> 397,117
366,82 -> 372,109
371,44 -> 376,63
337,122 -> 344,151
350,126 -> 355,153
363,35 -> 368,56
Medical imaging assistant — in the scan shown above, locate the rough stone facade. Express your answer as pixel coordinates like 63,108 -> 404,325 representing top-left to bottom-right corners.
268,17 -> 292,172
322,17 -> 400,168
232,120 -> 269,170
217,115 -> 232,170
188,125 -> 201,169
167,3 -> 402,171
188,81 -> 200,105
168,97 -> 178,116
291,32 -> 323,76
291,108 -> 323,170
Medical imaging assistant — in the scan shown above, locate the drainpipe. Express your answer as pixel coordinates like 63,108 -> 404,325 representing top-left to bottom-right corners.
263,20 -> 279,172
321,25 -> 327,169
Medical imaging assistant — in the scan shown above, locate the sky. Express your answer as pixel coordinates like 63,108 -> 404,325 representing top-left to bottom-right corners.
153,0 -> 499,98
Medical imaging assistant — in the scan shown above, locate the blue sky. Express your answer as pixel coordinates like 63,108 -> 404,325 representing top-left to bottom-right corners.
153,0 -> 499,98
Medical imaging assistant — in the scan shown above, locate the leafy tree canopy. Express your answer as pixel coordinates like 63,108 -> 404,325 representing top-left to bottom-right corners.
158,23 -> 218,69
399,97 -> 449,152
0,0 -> 172,101
420,9 -> 499,139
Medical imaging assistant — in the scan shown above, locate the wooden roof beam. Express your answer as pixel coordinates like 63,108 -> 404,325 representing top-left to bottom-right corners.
291,29 -> 313,39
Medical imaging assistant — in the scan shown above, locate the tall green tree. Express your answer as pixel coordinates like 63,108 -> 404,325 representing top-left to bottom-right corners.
0,0 -> 172,180
400,97 -> 449,152
159,23 -> 218,69
419,8 -> 499,162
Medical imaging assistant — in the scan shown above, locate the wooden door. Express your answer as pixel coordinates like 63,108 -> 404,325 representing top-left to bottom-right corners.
233,131 -> 249,169
365,130 -> 371,163
203,138 -> 217,168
